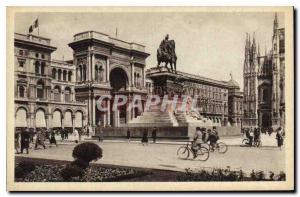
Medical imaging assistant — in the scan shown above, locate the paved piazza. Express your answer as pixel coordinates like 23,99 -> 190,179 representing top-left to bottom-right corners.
17,137 -> 285,174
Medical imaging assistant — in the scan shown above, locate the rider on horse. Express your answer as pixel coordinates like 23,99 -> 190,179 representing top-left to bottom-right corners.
157,34 -> 177,72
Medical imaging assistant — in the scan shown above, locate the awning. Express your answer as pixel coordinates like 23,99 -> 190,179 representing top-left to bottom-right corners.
52,110 -> 62,127
15,108 -> 27,127
75,111 -> 83,128
36,109 -> 46,127
64,111 -> 72,127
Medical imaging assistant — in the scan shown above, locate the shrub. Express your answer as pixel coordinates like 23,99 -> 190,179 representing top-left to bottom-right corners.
72,142 -> 103,164
70,159 -> 89,169
15,166 -> 25,179
60,165 -> 84,181
18,161 -> 36,173
277,171 -> 286,181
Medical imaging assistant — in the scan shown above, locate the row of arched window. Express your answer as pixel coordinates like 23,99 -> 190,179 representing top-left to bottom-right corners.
76,64 -> 87,82
17,81 -> 73,102
52,68 -> 73,82
53,86 -> 73,102
94,64 -> 104,82
35,61 -> 46,75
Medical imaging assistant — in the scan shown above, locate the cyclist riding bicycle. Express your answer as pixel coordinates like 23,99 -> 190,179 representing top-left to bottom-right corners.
207,126 -> 219,151
191,127 -> 204,158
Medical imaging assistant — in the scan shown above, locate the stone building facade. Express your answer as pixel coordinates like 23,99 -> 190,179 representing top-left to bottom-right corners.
14,33 -> 87,132
68,31 -> 150,128
14,30 -> 244,131
243,13 -> 285,129
146,68 -> 243,127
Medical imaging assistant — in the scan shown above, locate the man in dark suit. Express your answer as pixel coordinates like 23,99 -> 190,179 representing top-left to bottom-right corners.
20,129 -> 30,154
152,127 -> 157,143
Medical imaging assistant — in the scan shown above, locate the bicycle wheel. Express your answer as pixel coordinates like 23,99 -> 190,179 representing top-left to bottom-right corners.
216,142 -> 228,153
242,139 -> 248,146
197,147 -> 209,161
177,146 -> 190,159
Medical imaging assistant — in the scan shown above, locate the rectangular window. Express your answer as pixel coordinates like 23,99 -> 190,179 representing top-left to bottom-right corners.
18,61 -> 24,67
19,50 -> 23,56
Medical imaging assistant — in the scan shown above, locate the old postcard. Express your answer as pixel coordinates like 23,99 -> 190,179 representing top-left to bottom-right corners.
7,6 -> 294,191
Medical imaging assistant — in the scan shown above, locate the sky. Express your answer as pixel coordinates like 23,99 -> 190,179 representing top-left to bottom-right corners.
14,11 -> 284,89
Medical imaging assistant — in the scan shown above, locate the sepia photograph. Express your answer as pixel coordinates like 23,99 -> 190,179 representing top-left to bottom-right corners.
6,6 -> 294,191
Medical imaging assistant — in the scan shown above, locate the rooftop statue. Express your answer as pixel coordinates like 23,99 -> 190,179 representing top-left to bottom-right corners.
157,34 -> 177,73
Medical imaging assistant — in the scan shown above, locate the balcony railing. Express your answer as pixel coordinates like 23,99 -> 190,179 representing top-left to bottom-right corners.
15,33 -> 51,46
73,31 -> 145,52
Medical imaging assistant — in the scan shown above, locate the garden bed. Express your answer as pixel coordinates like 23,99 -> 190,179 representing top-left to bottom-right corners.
15,157 -> 286,182
15,157 -> 152,182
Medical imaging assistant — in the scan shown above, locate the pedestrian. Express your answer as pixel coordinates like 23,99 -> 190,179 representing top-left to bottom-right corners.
126,128 -> 131,143
141,129 -> 148,145
276,127 -> 284,150
20,129 -> 30,154
73,129 -> 79,143
60,129 -> 64,140
45,129 -> 50,140
35,129 -> 46,149
152,127 -> 157,143
268,127 -> 273,136
65,129 -> 69,139
78,129 -> 82,141
49,130 -> 57,146
29,129 -> 34,143
15,131 -> 20,154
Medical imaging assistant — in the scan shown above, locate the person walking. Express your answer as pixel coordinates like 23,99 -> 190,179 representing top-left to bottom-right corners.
276,127 -> 284,150
65,129 -> 69,139
126,128 -> 131,143
20,129 -> 30,154
60,129 -> 64,141
29,129 -> 34,143
15,131 -> 20,154
35,129 -> 46,149
152,127 -> 157,143
49,130 -> 57,147
141,129 -> 148,146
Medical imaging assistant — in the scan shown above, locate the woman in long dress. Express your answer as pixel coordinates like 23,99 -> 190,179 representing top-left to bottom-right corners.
49,130 -> 57,146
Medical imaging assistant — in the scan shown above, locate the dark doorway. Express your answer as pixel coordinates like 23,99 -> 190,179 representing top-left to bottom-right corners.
261,113 -> 271,128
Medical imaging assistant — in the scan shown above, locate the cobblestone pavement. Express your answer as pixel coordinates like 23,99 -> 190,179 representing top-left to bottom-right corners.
17,134 -> 285,174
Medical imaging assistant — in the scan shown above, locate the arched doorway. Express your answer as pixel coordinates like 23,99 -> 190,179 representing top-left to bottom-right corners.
110,67 -> 128,92
261,113 -> 271,129
109,67 -> 128,126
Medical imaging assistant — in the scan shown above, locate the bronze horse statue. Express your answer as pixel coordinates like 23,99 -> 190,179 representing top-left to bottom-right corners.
157,40 -> 177,72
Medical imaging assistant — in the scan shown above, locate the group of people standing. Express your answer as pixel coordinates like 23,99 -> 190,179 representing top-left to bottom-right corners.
243,126 -> 285,149
14,128 -> 83,154
125,127 -> 158,145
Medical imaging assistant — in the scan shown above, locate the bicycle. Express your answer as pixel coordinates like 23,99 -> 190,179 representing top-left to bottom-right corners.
242,137 -> 262,147
177,142 -> 209,161
206,141 -> 228,153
